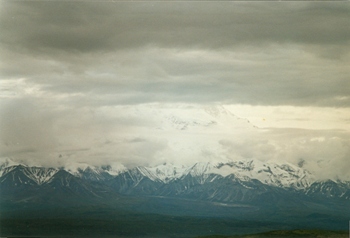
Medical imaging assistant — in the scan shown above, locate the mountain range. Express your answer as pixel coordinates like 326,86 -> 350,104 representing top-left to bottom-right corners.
1,157 -> 349,204
1,157 -> 350,236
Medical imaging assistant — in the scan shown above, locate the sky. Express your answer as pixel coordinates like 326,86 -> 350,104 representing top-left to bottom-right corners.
0,1 -> 349,180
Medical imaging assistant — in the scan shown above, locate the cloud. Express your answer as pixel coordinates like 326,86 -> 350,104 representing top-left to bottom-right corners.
0,100 -> 349,179
1,46 -> 349,108
0,1 -> 349,180
2,2 -> 349,52
297,158 -> 305,168
219,128 -> 350,180
0,98 -> 58,166
1,2 -> 349,107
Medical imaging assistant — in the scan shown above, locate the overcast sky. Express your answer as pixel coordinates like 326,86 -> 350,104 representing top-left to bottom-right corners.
0,1 -> 349,180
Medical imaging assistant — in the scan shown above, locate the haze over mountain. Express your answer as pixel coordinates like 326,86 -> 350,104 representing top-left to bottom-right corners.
0,103 -> 349,181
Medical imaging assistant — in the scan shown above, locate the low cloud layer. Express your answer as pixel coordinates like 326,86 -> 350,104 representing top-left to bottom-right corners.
1,101 -> 349,180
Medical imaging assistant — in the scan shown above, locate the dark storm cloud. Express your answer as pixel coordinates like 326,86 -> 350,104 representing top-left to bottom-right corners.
1,2 -> 349,53
0,1 -> 349,107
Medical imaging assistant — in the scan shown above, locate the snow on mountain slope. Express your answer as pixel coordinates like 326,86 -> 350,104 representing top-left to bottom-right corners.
1,158 -> 349,203
185,162 -> 214,177
101,163 -> 127,176
114,164 -> 185,184
0,157 -> 333,192
305,179 -> 350,199
64,162 -> 127,181
0,157 -> 22,176
115,162 -> 214,184
0,165 -> 18,177
0,165 -> 58,185
122,162 -> 214,184
111,159 -> 314,189
140,163 -> 187,183
22,167 -> 58,185
181,162 -> 215,184
211,160 -> 314,189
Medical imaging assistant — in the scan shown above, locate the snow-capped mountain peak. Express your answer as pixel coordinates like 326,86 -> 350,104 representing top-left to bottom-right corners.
63,162 -> 126,181
208,159 -> 314,189
95,159 -> 314,189
0,157 -> 23,176
185,162 -> 214,177
101,163 -> 127,176
145,163 -> 188,183
0,157 -> 21,167
0,157 -> 320,190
